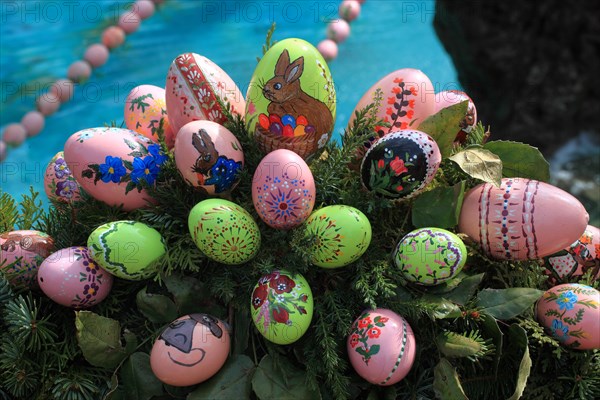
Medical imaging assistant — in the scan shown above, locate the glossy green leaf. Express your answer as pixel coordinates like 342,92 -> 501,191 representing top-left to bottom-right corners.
433,358 -> 468,400
477,288 -> 544,320
506,324 -> 532,400
412,181 -> 466,228
162,274 -> 205,315
121,352 -> 164,400
418,100 -> 468,158
75,311 -> 128,369
252,355 -> 321,400
188,355 -> 255,400
484,140 -> 550,182
479,312 -> 503,375
421,295 -> 462,319
449,147 -> 503,187
444,273 -> 485,305
136,287 -> 178,324
233,310 -> 251,355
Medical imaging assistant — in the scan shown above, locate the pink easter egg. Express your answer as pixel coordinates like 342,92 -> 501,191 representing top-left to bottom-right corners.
84,44 -> 109,68
37,92 -> 60,116
0,141 -> 6,162
536,283 -> 600,350
133,0 -> 155,19
0,230 -> 55,287
64,127 -> 167,211
348,308 -> 416,385
174,120 -> 244,194
2,123 -> 27,145
165,53 -> 246,133
118,11 -> 141,34
317,39 -> 338,61
339,0 -> 361,21
38,246 -> 113,309
545,225 -> 600,285
326,20 -> 351,43
67,60 -> 91,83
50,79 -> 74,103
459,178 -> 589,260
124,85 -> 175,148
252,150 -> 316,230
102,26 -> 126,49
21,111 -> 45,137
44,151 -> 82,203
434,90 -> 477,144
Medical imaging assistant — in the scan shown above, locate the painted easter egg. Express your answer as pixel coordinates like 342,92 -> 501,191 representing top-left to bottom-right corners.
188,199 -> 261,265
245,38 -> 336,160
361,130 -> 442,199
252,150 -> 316,230
124,85 -> 175,148
393,228 -> 467,285
64,127 -> 168,211
349,68 -> 435,151
434,90 -> 477,144
303,205 -> 371,268
174,120 -> 244,194
544,225 -> 599,285
459,178 -> 589,260
250,270 -> 313,345
87,220 -> 166,280
44,151 -> 82,203
536,283 -> 600,350
165,53 -> 245,133
0,230 -> 54,287
38,246 -> 113,308
348,308 -> 416,386
150,314 -> 230,386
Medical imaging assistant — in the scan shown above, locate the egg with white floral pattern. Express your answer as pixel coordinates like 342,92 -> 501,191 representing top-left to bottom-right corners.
44,151 -> 82,203
124,85 -> 176,148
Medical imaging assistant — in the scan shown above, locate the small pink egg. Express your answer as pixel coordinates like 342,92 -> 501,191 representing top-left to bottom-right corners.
317,39 -> 338,61
67,60 -> 92,83
134,0 -> 155,19
0,141 -> 6,162
102,26 -> 126,49
21,111 -> 45,137
50,79 -> 74,103
2,123 -> 27,145
124,85 -> 175,148
340,0 -> 361,21
1,230 -> 55,287
84,44 -> 109,68
37,92 -> 60,116
119,11 -> 141,34
326,19 -> 351,43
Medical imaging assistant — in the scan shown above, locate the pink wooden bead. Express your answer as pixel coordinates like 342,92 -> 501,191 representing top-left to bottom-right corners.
84,44 -> 109,68
102,26 -> 126,49
2,123 -> 27,146
134,0 -> 155,19
37,92 -> 60,116
21,111 -> 45,137
340,0 -> 361,22
327,19 -> 351,43
67,60 -> 91,83
0,141 -> 6,162
317,39 -> 338,61
119,11 -> 141,34
50,79 -> 74,103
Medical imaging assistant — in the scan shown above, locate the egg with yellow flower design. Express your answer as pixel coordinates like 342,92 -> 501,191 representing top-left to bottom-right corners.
124,85 -> 175,148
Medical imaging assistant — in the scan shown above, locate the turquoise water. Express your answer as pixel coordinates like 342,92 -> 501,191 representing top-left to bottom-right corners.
1,0 -> 457,204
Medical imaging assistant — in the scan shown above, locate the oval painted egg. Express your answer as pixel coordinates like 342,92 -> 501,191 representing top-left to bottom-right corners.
348,308 -> 416,386
544,225 -> 599,285
434,90 -> 477,145
174,120 -> 244,194
38,246 -> 113,308
124,85 -> 176,148
64,127 -> 168,211
252,149 -> 315,230
150,313 -> 230,386
0,230 -> 54,287
245,38 -> 336,160
303,205 -> 371,268
165,53 -> 245,133
44,151 -> 82,203
459,178 -> 589,260
188,199 -> 261,265
250,270 -> 313,345
393,228 -> 467,285
360,130 -> 442,199
87,220 -> 166,280
536,283 -> 600,350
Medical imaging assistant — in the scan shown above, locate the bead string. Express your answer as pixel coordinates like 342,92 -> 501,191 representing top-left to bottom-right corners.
0,0 -> 167,163
316,0 -> 365,62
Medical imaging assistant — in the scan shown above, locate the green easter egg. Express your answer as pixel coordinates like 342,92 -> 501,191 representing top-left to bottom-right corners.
87,220 -> 166,280
250,270 -> 313,345
304,205 -> 372,268
188,199 -> 261,265
393,228 -> 467,286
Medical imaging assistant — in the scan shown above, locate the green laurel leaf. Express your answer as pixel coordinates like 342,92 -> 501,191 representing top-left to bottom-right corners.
418,100 -> 468,158
477,288 -> 544,320
75,311 -> 128,369
483,140 -> 550,182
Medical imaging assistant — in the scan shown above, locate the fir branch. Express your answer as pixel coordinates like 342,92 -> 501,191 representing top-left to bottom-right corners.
4,294 -> 58,352
257,22 -> 277,62
0,190 -> 19,232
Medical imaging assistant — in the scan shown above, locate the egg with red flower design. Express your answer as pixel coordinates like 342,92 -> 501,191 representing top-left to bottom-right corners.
250,270 -> 313,345
347,308 -> 416,386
